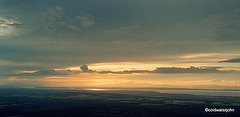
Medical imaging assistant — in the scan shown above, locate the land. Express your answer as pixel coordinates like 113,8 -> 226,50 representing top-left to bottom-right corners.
0,88 -> 239,117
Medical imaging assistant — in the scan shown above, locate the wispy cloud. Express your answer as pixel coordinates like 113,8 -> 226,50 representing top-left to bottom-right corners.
35,6 -> 95,34
76,16 -> 95,27
14,69 -> 70,76
104,25 -> 140,35
0,16 -> 21,35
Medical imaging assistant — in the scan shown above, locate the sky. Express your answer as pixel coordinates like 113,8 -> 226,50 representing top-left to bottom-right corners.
0,0 -> 240,89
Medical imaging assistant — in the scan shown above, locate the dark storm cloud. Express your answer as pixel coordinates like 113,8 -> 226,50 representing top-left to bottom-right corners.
219,58 -> 240,63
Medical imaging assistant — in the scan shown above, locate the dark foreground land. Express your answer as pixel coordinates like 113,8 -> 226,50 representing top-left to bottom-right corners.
0,88 -> 240,117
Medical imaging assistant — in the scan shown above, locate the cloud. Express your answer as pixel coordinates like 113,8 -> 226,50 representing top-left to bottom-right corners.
0,16 -> 22,35
104,25 -> 140,35
34,6 -> 94,34
11,64 -> 94,77
9,65 -> 233,78
98,70 -> 149,74
207,9 -> 240,41
97,66 -> 231,74
80,65 -> 93,73
0,63 -> 42,77
76,16 -> 95,27
1,0 -> 240,80
80,64 -> 88,72
219,58 -> 240,63
14,69 -> 70,76
152,66 -> 223,74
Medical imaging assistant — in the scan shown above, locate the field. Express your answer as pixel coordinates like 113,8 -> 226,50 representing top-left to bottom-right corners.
0,88 -> 239,117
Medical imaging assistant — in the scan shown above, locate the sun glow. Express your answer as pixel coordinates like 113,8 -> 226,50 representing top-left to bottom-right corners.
7,73 -> 240,89
85,88 -> 109,91
66,62 -> 170,71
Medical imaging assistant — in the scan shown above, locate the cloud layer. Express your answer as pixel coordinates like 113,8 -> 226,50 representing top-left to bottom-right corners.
0,0 -> 239,81
12,65 -> 234,77
98,66 -> 229,74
